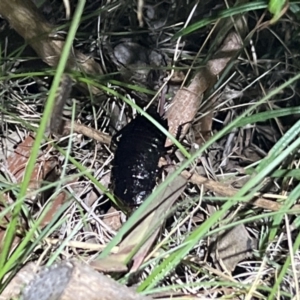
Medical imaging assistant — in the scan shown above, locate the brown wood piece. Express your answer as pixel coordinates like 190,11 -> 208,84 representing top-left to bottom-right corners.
181,170 -> 300,212
0,0 -> 103,95
16,261 -> 152,300
63,121 -> 111,145
166,68 -> 214,147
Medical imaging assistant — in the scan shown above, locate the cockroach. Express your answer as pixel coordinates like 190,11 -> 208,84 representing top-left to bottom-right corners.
111,108 -> 168,206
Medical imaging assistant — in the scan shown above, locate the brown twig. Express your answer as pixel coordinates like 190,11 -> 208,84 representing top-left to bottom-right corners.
181,170 -> 300,212
63,121 -> 111,145
0,0 -> 103,95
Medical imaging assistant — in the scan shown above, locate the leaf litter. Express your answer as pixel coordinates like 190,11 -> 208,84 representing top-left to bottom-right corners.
0,0 -> 300,299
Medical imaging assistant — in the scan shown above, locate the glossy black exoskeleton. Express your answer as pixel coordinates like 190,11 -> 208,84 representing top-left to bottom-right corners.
111,109 -> 168,206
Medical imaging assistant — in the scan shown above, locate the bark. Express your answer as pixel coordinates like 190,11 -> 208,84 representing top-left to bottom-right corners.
2,261 -> 152,300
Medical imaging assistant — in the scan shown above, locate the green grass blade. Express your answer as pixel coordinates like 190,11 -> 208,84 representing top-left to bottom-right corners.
98,71 -> 300,264
173,1 -> 267,38
0,0 -> 86,281
235,106 -> 300,128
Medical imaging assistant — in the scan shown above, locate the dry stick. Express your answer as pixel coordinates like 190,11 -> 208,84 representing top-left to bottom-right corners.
166,18 -> 247,147
1,0 -> 294,231
0,0 -> 103,95
2,261 -> 152,300
164,16 -> 291,212
165,69 -> 213,147
63,121 -> 294,213
181,170 -> 300,212
64,121 -> 111,145
0,0 -> 106,140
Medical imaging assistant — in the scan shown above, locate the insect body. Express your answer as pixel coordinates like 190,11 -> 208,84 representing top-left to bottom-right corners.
111,109 -> 168,206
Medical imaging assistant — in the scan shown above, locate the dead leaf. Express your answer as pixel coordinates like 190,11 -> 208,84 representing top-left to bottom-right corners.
91,169 -> 187,273
130,171 -> 187,272
39,186 -> 70,228
6,134 -> 60,202
102,207 -> 122,232
210,224 -> 257,274
1,134 -> 68,229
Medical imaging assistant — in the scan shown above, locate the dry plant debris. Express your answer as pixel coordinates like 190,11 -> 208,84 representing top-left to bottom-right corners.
92,168 -> 187,273
0,0 -> 300,299
210,223 -> 256,273
0,0 -> 103,95
6,135 -> 59,196
2,261 -> 152,300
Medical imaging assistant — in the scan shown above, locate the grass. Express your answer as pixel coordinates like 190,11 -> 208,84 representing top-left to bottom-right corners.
0,0 -> 300,298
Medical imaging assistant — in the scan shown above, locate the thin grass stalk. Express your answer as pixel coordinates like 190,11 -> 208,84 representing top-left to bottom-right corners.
0,0 -> 86,282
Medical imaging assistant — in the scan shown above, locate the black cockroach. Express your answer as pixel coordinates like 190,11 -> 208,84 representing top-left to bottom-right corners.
111,108 -> 168,206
